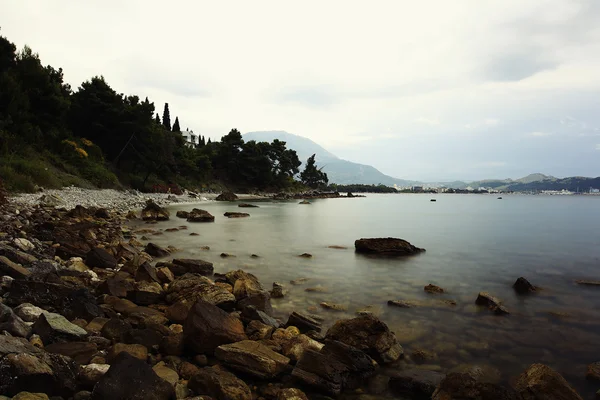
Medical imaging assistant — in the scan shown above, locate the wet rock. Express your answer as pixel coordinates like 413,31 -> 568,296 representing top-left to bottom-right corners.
298,253 -> 312,258
411,349 -> 438,364
450,364 -> 501,384
85,248 -> 117,269
91,352 -> 175,400
153,362 -> 180,386
220,252 -> 235,258
575,280 -> 600,286
215,340 -> 290,379
0,255 -> 30,279
188,367 -> 251,400
107,343 -> 148,363
587,362 -> 600,380
271,282 -> 284,298
45,342 -> 98,364
145,243 -> 171,258
281,334 -> 324,362
176,210 -> 190,218
424,284 -> 444,294
246,320 -> 274,340
290,278 -> 310,285
354,238 -> 425,256
328,245 -> 348,249
325,314 -> 403,364
320,302 -> 347,311
187,209 -> 215,223
156,266 -> 175,283
85,317 -> 109,334
170,259 -> 214,276
299,200 -> 311,205
277,388 -> 308,400
128,281 -> 164,305
183,300 -> 247,354
305,287 -> 328,293
292,340 -> 377,395
141,200 -> 170,221
166,302 -> 192,324
389,369 -> 445,399
216,192 -> 238,201
475,292 -> 509,315
513,363 -> 582,400
432,373 -> 521,400
224,212 -> 250,218
286,312 -> 322,333
78,363 -> 110,388
513,277 -> 537,294
32,312 -> 88,344
238,291 -> 274,316
387,299 -> 456,309
166,275 -> 235,310
239,203 -> 259,208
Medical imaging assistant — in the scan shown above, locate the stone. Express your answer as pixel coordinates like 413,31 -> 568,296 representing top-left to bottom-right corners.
101,318 -> 132,343
166,275 -> 235,310
389,369 -> 445,399
66,257 -> 89,272
175,210 -> 189,218
187,209 -> 215,223
277,388 -> 308,400
354,237 -> 425,256
188,367 -> 251,400
128,281 -> 164,305
432,373 -> 521,400
271,283 -> 284,299
85,247 -> 117,269
246,320 -> 274,340
141,200 -> 170,221
325,314 -> 403,364
238,203 -> 259,208
32,312 -> 88,344
107,343 -> 148,363
215,340 -> 290,378
183,300 -> 247,354
575,280 -> 600,286
157,266 -> 175,283
280,334 -> 324,361
13,303 -> 45,323
125,327 -> 165,349
450,364 -> 502,384
91,352 -> 175,400
79,363 -> 110,388
475,292 -> 509,315
587,362 -> 600,380
224,212 -> 250,218
515,364 -> 583,400
0,255 -> 30,279
424,284 -> 444,294
166,302 -> 192,324
12,392 -> 49,400
178,361 -> 201,380
320,302 -> 347,311
215,191 -> 238,201
238,292 -> 274,316
513,277 -> 537,294
298,253 -> 312,258
0,312 -> 31,338
153,362 -> 180,386
145,243 -> 171,258
170,259 -> 214,276
286,312 -> 322,333
45,342 -> 97,364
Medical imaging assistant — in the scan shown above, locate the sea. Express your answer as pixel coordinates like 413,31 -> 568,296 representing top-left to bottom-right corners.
136,193 -> 600,397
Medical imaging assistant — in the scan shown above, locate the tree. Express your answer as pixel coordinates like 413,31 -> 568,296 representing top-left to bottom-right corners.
155,113 -> 160,124
300,154 -> 328,189
162,103 -> 171,130
172,116 -> 180,132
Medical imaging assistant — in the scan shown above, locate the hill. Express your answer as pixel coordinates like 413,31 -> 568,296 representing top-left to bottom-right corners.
243,131 -> 416,186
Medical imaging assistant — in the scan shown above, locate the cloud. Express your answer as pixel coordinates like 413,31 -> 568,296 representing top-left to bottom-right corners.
596,144 -> 600,151
484,118 -> 500,126
529,131 -> 552,137
415,117 -> 441,126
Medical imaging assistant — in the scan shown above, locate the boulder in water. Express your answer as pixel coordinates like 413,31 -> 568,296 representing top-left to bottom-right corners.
354,238 -> 425,256
216,192 -> 238,201
475,292 -> 509,315
513,277 -> 536,294
186,209 -> 215,222
141,200 -> 170,221
224,212 -> 250,218
515,364 -> 582,400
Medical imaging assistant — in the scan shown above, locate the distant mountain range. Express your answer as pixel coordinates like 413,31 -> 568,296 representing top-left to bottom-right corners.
243,131 -> 599,191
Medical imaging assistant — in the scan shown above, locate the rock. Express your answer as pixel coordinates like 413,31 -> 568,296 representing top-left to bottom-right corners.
389,369 -> 445,399
126,210 -> 138,219
277,388 -> 308,400
216,192 -> 238,201
145,243 -> 171,258
45,342 -> 97,364
32,312 -> 88,344
91,352 -> 175,400
187,209 -> 215,223
238,203 -> 259,208
424,284 -> 444,294
125,327 -> 165,349
39,194 -> 64,207
320,302 -> 347,311
79,363 -> 110,387
513,277 -> 537,294
292,340 -> 377,395
246,320 -> 274,340
128,281 -> 164,305
153,362 -> 180,386
170,259 -> 214,276
188,367 -> 251,400
156,266 -> 175,283
85,317 -> 109,334
142,200 -> 170,221
281,334 -> 324,361
0,255 -> 30,279
286,312 -> 322,333
85,247 -> 118,269
0,309 -> 31,338
166,275 -> 235,310
475,292 -> 509,315
587,362 -> 600,380
354,238 -> 425,256
298,253 -> 312,258
271,282 -> 284,298
325,314 -> 403,364
241,305 -> 279,327
175,211 -> 189,219
432,373 -> 521,400
101,318 -> 132,343
107,343 -> 148,363
183,300 -> 247,354
66,257 -> 89,272
238,291 -> 273,316
215,340 -> 290,378
515,364 -> 583,400
387,299 -> 456,309
299,200 -> 311,204
224,212 -> 250,218
12,392 -> 49,400
575,280 -> 600,286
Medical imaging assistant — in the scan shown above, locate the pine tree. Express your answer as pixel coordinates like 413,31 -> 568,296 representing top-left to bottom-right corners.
172,116 -> 181,132
200,136 -> 206,146
300,154 -> 329,189
155,113 -> 160,124
162,103 -> 171,130
207,138 -> 212,145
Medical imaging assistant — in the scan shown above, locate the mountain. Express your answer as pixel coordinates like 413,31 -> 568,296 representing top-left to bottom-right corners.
243,131 -> 416,186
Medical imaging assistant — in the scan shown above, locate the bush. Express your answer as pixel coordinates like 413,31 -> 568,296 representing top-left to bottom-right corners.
0,178 -> 7,205
0,165 -> 36,193
79,160 -> 119,188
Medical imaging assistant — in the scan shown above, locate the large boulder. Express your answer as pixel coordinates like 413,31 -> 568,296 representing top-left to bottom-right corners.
86,248 -> 118,269
166,275 -> 235,310
32,312 -> 88,344
169,259 -> 213,276
91,352 -> 175,400
216,192 -> 238,201
186,209 -> 215,223
389,369 -> 445,399
354,238 -> 425,256
325,314 -> 403,363
515,364 -> 583,400
432,373 -> 521,400
183,300 -> 247,354
215,340 -> 290,379
141,200 -> 170,221
144,243 -> 170,258
188,367 -> 251,400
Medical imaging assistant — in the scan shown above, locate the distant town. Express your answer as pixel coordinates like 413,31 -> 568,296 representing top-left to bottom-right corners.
393,185 -> 600,195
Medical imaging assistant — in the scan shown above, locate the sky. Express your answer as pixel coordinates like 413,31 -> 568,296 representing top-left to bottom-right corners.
1,0 -> 600,181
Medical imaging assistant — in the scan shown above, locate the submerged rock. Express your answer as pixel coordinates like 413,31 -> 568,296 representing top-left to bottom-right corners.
271,282 -> 285,298
475,292 -> 509,315
575,279 -> 600,286
424,284 -> 444,294
389,369 -> 445,399
432,372 -> 521,400
515,363 -> 582,400
239,203 -> 259,208
513,277 -> 537,294
224,212 -> 250,218
354,238 -> 425,256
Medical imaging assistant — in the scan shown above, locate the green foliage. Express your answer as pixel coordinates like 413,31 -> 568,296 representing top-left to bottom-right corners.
162,103 -> 171,131
172,116 -> 181,132
300,154 -> 328,189
328,183 -> 397,193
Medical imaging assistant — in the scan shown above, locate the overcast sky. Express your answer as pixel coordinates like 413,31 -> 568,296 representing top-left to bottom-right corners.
2,0 -> 599,181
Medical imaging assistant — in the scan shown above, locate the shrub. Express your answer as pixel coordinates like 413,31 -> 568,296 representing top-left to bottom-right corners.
0,178 -> 7,205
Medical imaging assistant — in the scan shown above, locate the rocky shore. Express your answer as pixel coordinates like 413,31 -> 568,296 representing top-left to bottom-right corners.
0,195 -> 596,400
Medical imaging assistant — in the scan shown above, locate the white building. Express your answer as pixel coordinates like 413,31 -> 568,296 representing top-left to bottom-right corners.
181,129 -> 198,148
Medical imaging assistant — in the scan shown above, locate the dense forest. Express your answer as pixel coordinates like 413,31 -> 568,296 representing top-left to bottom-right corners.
327,183 -> 397,193
0,31 -> 328,193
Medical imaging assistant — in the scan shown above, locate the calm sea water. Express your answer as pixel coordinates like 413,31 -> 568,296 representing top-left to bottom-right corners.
135,194 -> 600,396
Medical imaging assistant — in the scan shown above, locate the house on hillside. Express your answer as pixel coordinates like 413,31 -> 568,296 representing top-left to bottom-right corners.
181,129 -> 198,148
